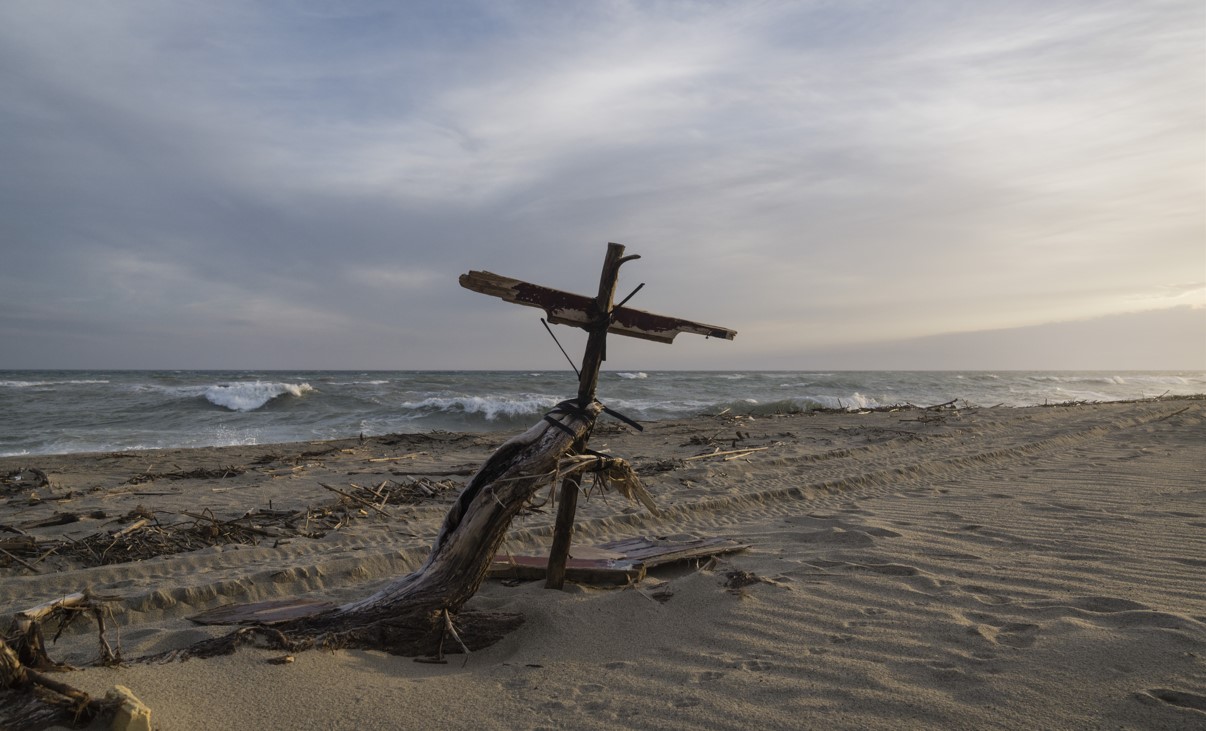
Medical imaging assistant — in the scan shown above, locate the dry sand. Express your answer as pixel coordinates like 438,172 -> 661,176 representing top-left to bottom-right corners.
2,399 -> 1204,730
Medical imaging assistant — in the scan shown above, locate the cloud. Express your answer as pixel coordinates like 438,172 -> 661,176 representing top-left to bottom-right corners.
737,306 -> 1206,372
0,1 -> 1201,369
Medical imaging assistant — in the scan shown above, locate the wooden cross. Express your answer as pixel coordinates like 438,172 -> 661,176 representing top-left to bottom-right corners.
460,242 -> 736,588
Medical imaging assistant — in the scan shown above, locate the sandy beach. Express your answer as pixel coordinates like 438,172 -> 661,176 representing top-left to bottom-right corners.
2,398 -> 1204,730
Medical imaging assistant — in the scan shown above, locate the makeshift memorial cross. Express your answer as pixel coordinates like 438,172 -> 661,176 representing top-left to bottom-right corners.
460,242 -> 736,588
0,244 -> 737,726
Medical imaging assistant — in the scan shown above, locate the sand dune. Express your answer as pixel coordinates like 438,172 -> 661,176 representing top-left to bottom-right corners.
2,399 -> 1203,730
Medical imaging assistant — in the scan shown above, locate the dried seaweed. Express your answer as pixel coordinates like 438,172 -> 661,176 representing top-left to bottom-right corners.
0,468 -> 49,491
124,466 -> 246,485
0,478 -> 459,573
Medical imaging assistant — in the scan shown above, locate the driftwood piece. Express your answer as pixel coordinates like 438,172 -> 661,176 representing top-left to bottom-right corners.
1,594 -> 122,731
488,536 -> 750,584
2,405 -> 606,723
545,243 -> 634,588
154,401 -> 606,662
459,270 -> 737,344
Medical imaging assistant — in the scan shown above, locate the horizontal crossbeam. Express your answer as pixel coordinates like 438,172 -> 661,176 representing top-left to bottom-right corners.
459,270 -> 737,344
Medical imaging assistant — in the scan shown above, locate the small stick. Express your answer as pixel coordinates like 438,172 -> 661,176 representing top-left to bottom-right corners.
113,518 -> 150,538
368,453 -> 421,463
443,609 -> 471,667
684,446 -> 769,461
0,546 -> 40,573
318,483 -> 392,518
31,544 -> 60,567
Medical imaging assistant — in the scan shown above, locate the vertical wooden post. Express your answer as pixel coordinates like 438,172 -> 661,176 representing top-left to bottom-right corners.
545,243 -> 631,589
544,473 -> 582,590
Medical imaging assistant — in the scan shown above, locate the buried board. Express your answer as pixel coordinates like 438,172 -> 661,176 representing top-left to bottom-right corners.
488,536 -> 751,584
188,536 -> 751,626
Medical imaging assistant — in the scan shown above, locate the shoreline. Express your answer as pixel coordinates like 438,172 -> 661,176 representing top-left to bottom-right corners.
3,399 -> 1204,729
4,369 -> 1203,459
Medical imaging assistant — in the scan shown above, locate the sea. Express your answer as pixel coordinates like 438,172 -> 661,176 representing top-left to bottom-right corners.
1,370 -> 1203,457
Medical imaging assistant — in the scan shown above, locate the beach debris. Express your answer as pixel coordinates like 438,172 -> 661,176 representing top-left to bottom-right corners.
724,570 -> 767,596
107,685 -> 152,731
0,592 -> 125,730
10,244 -> 735,672
17,512 -> 80,530
487,536 -> 750,585
124,465 -> 245,485
684,446 -> 770,462
1,467 -> 50,490
0,478 -> 464,574
460,269 -> 735,344
463,243 -> 734,589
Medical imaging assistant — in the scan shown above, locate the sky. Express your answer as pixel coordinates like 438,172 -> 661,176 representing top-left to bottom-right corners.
1,0 -> 1202,371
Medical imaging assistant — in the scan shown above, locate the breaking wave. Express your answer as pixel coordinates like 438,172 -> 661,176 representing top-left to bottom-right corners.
400,394 -> 560,421
204,382 -> 315,412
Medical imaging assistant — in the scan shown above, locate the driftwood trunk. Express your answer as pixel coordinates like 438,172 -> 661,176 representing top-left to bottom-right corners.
173,401 -> 604,660
2,406 -> 603,728
341,401 -> 599,617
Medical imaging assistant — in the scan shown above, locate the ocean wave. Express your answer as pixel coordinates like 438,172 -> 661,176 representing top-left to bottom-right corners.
615,372 -> 648,380
204,382 -> 315,412
400,394 -> 559,421
706,393 -> 895,415
1025,374 -> 1187,386
0,379 -> 110,388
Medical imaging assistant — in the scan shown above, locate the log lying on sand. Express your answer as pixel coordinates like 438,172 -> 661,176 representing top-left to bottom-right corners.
163,400 -> 607,661
2,403 -> 607,728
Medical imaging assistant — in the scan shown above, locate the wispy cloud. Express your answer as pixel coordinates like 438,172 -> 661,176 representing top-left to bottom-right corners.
0,1 -> 1201,368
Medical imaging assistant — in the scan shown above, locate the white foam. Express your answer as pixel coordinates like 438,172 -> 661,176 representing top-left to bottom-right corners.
0,379 -> 110,388
400,394 -> 558,421
616,372 -> 648,380
803,392 -> 882,410
204,382 -> 315,412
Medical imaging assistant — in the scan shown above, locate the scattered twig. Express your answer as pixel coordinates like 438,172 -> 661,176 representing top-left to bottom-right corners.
684,446 -> 769,461
0,547 -> 39,574
318,483 -> 393,518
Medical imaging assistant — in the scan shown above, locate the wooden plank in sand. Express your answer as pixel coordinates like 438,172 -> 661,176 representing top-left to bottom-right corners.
487,536 -> 750,584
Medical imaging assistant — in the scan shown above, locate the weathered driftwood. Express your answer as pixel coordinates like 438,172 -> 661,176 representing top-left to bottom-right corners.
2,243 -> 736,726
459,270 -> 738,344
2,593 -> 121,731
163,400 -> 607,662
1,401 -> 608,731
460,243 -> 734,589
488,536 -> 750,584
